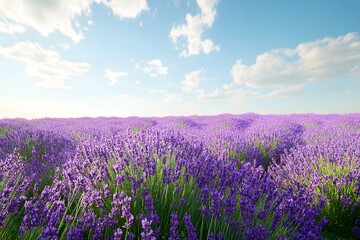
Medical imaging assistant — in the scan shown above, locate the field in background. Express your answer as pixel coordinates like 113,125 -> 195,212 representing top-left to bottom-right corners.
0,114 -> 359,239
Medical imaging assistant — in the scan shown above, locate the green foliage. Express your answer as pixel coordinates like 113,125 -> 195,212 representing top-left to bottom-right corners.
315,160 -> 359,239
0,167 -> 57,240
130,126 -> 141,134
0,126 -> 12,137
2,143 -> 350,239
255,138 -> 280,168
0,175 -> 26,240
102,154 -> 240,239
294,158 -> 360,239
228,150 -> 245,168
18,137 -> 46,163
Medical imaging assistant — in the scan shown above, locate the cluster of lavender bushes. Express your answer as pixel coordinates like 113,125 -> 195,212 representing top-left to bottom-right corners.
0,114 -> 359,239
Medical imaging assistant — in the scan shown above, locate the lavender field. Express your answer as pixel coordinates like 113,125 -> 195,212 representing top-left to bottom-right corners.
0,114 -> 359,240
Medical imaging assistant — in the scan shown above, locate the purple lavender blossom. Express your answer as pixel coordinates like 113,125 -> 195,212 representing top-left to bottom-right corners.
184,214 -> 198,240
169,212 -> 180,240
0,114 -> 358,239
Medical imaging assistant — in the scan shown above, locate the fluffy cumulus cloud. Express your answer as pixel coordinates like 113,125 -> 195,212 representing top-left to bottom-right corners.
197,32 -> 360,102
137,59 -> 168,77
182,70 -> 205,92
0,0 -> 93,43
104,0 -> 148,19
170,0 -> 220,57
0,20 -> 25,34
0,41 -> 89,89
231,32 -> 360,89
103,68 -> 128,85
0,0 -> 148,43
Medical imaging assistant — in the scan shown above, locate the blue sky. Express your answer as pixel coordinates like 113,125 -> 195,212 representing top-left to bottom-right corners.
0,0 -> 359,118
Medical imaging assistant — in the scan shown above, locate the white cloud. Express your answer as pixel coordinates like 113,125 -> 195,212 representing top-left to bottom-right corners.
231,32 -> 360,89
0,20 -> 25,34
182,70 -> 205,92
197,32 -> 360,102
0,0 -> 148,43
0,0 -> 92,43
103,68 -> 128,85
201,39 -> 220,54
0,41 -> 89,89
170,0 -> 220,57
196,0 -> 218,14
115,94 -> 145,104
104,0 -> 148,19
138,59 -> 168,77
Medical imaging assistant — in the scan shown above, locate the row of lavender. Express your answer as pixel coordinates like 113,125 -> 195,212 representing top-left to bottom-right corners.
0,114 -> 359,239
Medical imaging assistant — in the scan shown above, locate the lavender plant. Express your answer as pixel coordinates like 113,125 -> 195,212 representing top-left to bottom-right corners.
1,114 -> 358,239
